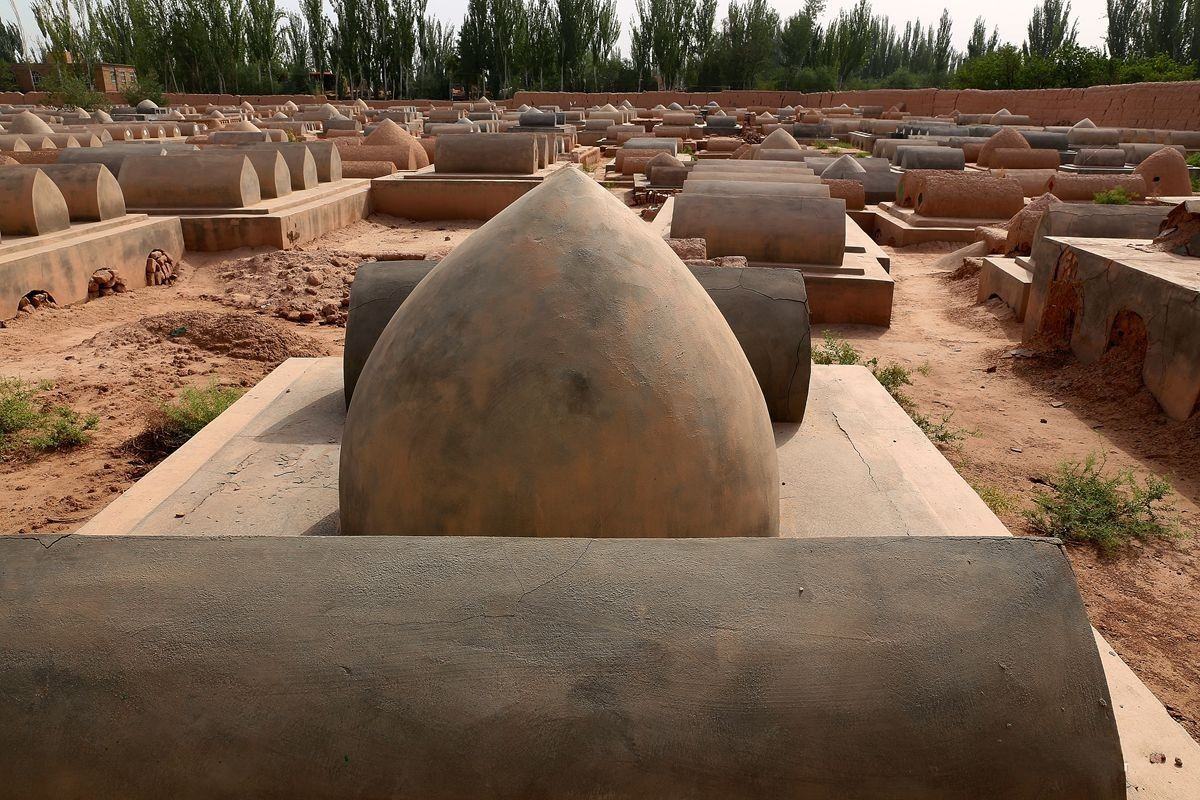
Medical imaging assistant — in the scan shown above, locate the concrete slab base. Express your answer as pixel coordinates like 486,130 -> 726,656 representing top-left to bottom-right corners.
0,214 -> 184,318
79,361 -> 988,538
978,256 -> 1033,320
771,250 -> 893,326
870,202 -> 991,246
130,179 -> 372,251
72,356 -> 1200,797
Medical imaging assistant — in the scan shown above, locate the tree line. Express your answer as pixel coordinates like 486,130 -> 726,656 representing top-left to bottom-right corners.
0,0 -> 1197,100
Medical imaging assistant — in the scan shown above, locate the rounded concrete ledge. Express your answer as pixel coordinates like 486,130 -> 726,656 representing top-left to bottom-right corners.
687,171 -> 821,185
1045,173 -> 1148,202
989,148 -> 1061,169
896,146 -> 966,170
182,149 -> 291,199
342,168 -> 778,537
56,145 -> 171,176
1075,148 -> 1126,167
302,141 -> 342,182
244,143 -> 319,190
119,154 -> 262,209
0,135 -> 31,152
346,260 -> 811,424
8,164 -> 126,221
671,193 -> 845,265
209,129 -> 272,145
0,535 -> 1124,800
914,173 -> 1024,219
0,168 -> 71,235
434,133 -> 538,174
341,160 -> 396,178
686,264 -> 811,422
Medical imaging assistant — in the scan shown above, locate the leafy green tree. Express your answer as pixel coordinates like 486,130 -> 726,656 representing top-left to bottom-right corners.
1105,0 -> 1141,59
1025,0 -> 1078,58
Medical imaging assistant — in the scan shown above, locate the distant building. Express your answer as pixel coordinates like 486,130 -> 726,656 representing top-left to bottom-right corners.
11,57 -> 136,93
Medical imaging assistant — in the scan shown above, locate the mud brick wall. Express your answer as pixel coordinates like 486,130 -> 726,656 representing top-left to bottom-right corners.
3,81 -> 1196,129
511,82 -> 1200,130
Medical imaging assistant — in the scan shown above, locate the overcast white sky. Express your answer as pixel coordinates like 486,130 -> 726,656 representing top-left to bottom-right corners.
5,0 -> 1111,59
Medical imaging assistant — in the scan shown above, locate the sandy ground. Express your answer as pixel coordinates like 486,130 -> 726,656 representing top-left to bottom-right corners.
0,214 -> 1196,741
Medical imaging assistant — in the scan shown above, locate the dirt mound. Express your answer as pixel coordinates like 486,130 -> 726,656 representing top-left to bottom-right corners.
86,311 -> 330,363
207,249 -> 375,325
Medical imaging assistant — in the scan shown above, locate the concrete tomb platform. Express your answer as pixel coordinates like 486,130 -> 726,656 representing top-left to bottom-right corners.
870,201 -> 1006,246
0,532 -> 1126,800
370,163 -> 565,221
978,255 -> 1033,320
67,356 -> 1200,800
0,214 -> 184,318
81,359 -> 1004,539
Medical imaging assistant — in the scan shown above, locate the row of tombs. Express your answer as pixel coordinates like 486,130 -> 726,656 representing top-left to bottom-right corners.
4,153 -> 1200,796
3,94 -> 1200,421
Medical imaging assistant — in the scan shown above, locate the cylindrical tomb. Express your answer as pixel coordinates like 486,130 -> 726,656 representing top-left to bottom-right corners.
0,535 -> 1125,800
671,193 -> 845,265
434,133 -> 538,174
119,154 -> 262,208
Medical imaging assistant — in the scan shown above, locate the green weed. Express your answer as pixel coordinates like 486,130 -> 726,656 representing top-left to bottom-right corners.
811,331 -> 862,365
1026,454 -> 1180,554
1094,187 -> 1134,204
971,482 -> 1015,515
0,378 -> 98,455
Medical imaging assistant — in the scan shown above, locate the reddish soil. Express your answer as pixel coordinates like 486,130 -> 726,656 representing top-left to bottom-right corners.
0,215 -> 479,534
821,242 -> 1200,741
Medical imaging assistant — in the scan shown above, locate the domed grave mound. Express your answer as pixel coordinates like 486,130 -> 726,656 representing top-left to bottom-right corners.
342,167 -> 780,537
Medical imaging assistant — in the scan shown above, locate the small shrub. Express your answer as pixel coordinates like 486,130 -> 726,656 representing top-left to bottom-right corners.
135,384 -> 244,458
1186,152 -> 1200,169
811,331 -> 861,365
0,377 -> 42,438
27,407 -> 98,451
1191,175 -> 1200,193
0,378 -> 97,455
39,68 -> 111,111
1026,454 -> 1179,554
1094,187 -> 1133,205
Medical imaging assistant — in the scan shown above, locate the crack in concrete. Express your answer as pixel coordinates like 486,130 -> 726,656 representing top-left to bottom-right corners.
37,533 -> 72,549
830,409 -> 912,536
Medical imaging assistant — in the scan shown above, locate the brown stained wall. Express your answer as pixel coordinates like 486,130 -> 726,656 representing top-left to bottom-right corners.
2,82 -> 1197,129
510,82 -> 1200,131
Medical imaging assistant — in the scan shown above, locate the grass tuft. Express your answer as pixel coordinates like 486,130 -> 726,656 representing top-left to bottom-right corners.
1094,186 -> 1134,205
811,334 -> 969,445
130,384 -> 245,460
970,481 -> 1015,515
1025,454 -> 1180,554
0,378 -> 98,455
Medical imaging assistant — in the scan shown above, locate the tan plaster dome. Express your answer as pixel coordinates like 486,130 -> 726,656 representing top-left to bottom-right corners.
341,166 -> 780,537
